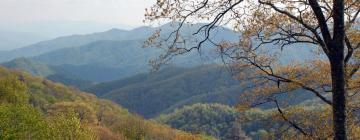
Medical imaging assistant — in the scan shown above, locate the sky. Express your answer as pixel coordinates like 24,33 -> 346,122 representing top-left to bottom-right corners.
0,0 -> 156,38
0,0 -> 154,26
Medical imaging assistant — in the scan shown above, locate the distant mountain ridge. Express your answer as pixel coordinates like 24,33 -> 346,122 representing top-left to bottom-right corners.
0,22 -> 239,82
0,27 -> 147,62
0,22 -> 239,63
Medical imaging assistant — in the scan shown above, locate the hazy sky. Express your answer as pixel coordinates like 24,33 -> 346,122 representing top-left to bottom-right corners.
0,0 -> 154,27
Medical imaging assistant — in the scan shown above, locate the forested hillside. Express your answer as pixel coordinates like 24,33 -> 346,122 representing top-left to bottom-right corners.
0,66 -> 214,140
155,102 -> 360,140
155,104 -> 247,140
2,58 -> 94,88
86,65 -> 242,118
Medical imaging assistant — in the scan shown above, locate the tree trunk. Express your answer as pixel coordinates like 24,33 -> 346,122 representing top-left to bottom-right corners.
330,55 -> 347,140
330,0 -> 346,139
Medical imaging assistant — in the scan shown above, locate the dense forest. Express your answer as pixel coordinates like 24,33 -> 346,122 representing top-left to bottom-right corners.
155,104 -> 242,139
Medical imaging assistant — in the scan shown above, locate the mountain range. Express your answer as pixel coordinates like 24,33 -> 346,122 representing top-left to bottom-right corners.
1,22 -> 317,119
0,22 -> 240,82
0,22 -> 238,62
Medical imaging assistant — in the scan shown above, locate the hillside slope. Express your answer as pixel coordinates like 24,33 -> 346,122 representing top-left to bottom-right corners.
0,66 -> 213,140
1,58 -> 94,88
86,65 -> 243,118
155,104 -> 248,140
86,64 -> 317,118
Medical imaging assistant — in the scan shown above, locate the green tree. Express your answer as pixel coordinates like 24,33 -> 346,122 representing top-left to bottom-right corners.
0,105 -> 48,140
0,75 -> 28,104
46,112 -> 96,140
47,102 -> 98,124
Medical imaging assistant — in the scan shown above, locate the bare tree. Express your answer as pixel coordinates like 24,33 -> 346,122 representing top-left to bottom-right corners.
145,0 -> 359,139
